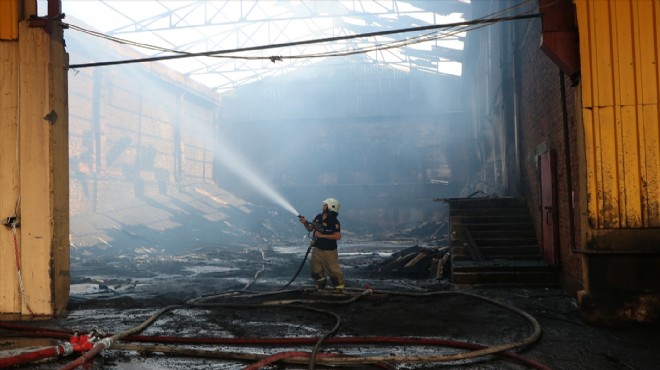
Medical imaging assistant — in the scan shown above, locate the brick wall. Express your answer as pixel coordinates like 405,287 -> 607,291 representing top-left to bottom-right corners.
516,17 -> 583,292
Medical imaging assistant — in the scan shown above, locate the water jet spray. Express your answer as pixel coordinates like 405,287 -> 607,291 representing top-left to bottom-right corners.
214,141 -> 299,217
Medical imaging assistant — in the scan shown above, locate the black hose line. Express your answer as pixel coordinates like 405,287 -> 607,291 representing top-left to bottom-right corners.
4,288 -> 548,369
279,241 -> 313,290
187,300 -> 343,370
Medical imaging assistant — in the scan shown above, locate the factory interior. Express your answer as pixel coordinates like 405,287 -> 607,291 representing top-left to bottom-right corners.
1,1 -> 660,369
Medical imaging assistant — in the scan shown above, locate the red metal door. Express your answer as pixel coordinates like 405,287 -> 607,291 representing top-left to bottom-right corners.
540,151 -> 559,266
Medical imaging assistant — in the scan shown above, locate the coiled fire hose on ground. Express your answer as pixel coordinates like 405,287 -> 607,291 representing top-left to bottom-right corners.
1,288 -> 550,370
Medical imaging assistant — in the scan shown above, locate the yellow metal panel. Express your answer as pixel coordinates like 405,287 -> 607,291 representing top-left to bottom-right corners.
0,41 -> 20,314
637,0 -> 659,104
593,1 -> 614,107
596,106 -> 619,228
642,104 -> 660,226
0,0 -> 19,40
620,105 -> 641,227
575,0 -> 593,107
576,0 -> 660,229
612,0 -> 635,106
582,106 -> 598,228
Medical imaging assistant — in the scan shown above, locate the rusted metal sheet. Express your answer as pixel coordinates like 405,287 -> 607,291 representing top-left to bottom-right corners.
0,0 -> 19,40
575,0 -> 660,228
539,0 -> 580,78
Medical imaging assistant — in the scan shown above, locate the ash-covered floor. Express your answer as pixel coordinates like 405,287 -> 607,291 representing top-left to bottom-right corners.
2,238 -> 659,370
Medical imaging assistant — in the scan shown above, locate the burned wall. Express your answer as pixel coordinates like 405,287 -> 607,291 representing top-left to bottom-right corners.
66,27 -> 238,253
69,66 -> 217,212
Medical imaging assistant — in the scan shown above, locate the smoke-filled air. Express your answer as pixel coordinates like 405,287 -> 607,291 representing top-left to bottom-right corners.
63,0 -> 475,256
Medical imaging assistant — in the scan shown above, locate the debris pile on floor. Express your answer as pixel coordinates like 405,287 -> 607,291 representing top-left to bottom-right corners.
365,245 -> 451,279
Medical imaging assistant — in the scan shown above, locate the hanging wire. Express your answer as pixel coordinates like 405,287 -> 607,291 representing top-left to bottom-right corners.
64,11 -> 540,69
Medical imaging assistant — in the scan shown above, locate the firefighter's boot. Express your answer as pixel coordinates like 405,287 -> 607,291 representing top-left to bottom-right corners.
331,277 -> 345,294
313,276 -> 327,290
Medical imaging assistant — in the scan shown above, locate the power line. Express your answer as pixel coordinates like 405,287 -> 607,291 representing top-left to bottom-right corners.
67,13 -> 539,69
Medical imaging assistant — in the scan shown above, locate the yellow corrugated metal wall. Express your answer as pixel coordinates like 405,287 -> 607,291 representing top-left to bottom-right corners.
0,0 -> 19,40
575,0 -> 660,229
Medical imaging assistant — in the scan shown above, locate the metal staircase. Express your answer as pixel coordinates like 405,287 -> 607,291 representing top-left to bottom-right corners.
446,197 -> 560,287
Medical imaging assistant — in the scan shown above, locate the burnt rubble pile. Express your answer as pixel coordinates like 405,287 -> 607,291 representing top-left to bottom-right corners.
365,245 -> 451,280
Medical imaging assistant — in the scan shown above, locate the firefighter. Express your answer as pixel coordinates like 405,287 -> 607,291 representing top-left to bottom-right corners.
298,198 -> 345,292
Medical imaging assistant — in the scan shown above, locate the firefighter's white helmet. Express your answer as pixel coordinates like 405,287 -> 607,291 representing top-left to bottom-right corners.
323,198 -> 340,214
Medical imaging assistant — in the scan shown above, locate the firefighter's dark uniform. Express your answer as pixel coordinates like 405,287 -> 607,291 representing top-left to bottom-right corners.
310,211 -> 345,291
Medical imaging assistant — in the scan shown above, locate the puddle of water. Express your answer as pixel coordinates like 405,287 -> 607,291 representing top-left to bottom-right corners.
183,266 -> 240,275
340,252 -> 397,258
70,283 -> 110,295
271,246 -> 307,254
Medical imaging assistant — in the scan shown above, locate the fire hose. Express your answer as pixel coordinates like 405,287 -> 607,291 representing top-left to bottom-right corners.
192,289 -> 545,370
278,216 -> 321,290
1,289 -> 550,370
107,339 -> 550,369
0,344 -> 72,368
1,331 -> 550,370
55,304 -> 181,370
279,241 -> 313,290
0,333 -> 99,368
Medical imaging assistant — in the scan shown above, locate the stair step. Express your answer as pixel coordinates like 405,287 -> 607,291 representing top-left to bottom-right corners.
473,237 -> 538,246
456,223 -> 534,231
453,255 -> 543,262
452,270 -> 560,286
480,245 -> 539,255
450,207 -> 530,216
452,254 -> 473,261
469,229 -> 536,238
484,255 -> 544,261
452,259 -> 551,270
447,197 -> 527,209
447,197 -> 557,288
451,215 -> 533,224
452,254 -> 543,264
452,259 -> 558,286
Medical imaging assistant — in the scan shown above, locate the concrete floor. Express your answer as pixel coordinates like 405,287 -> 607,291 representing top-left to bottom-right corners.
2,240 -> 659,369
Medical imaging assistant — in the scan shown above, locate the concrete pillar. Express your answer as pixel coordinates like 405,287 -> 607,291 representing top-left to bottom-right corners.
0,19 -> 69,317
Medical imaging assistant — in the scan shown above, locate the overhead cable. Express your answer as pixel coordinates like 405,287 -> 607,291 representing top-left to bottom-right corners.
66,13 -> 540,69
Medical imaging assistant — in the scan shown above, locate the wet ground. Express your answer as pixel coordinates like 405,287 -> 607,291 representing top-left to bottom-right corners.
2,239 -> 660,369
